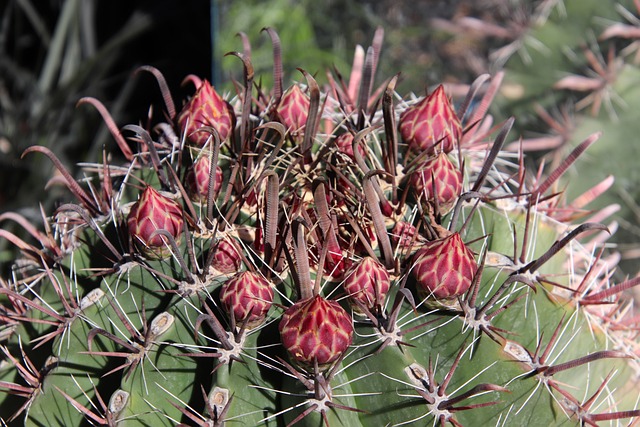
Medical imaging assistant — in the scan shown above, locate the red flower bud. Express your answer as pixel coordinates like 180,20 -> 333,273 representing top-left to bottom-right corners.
342,257 -> 390,312
279,294 -> 353,370
178,79 -> 232,145
391,221 -> 419,251
411,232 -> 477,302
127,187 -> 184,258
334,133 -> 365,159
186,153 -> 223,203
211,237 -> 242,274
220,271 -> 274,329
410,152 -> 462,214
276,84 -> 309,136
399,85 -> 461,155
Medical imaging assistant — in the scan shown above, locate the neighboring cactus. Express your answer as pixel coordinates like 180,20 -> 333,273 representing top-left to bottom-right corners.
1,28 -> 639,427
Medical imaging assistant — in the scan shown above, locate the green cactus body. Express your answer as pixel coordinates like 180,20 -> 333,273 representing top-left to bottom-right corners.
1,29 -> 638,427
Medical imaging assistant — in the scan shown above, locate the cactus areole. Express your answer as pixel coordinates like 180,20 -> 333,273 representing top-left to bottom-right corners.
1,28 -> 638,427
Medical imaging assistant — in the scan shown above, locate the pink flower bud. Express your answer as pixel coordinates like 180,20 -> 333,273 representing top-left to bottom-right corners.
342,257 -> 390,312
411,232 -> 477,302
335,133 -> 365,159
410,152 -> 462,214
276,84 -> 309,136
127,187 -> 183,257
178,79 -> 233,145
399,85 -> 461,155
186,153 -> 223,203
211,237 -> 242,274
279,294 -> 353,370
220,271 -> 274,329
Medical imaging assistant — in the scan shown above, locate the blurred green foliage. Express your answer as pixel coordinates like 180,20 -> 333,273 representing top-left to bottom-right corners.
214,0 -> 467,94
215,0 -> 353,89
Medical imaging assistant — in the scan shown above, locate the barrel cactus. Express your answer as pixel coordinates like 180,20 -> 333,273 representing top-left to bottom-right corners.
1,28 -> 639,427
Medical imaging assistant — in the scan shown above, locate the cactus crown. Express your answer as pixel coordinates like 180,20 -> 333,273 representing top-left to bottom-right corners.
1,27 -> 639,427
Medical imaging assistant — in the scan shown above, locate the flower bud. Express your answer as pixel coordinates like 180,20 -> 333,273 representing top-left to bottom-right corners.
391,221 -> 418,250
334,133 -> 366,159
127,187 -> 183,258
276,84 -> 309,137
399,85 -> 461,155
410,152 -> 462,214
411,232 -> 477,303
186,153 -> 223,203
342,257 -> 390,313
279,294 -> 353,370
211,237 -> 242,274
178,79 -> 232,145
220,271 -> 274,329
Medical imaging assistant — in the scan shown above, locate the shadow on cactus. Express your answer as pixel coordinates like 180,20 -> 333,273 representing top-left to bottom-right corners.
1,28 -> 639,427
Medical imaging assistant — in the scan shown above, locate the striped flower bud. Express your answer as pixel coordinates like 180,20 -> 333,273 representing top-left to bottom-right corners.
391,221 -> 418,250
342,257 -> 390,313
335,132 -> 366,159
279,294 -> 353,370
186,153 -> 223,203
410,152 -> 462,214
399,85 -> 461,155
178,79 -> 232,145
211,237 -> 242,274
411,232 -> 477,302
276,84 -> 309,137
220,271 -> 274,329
127,187 -> 183,258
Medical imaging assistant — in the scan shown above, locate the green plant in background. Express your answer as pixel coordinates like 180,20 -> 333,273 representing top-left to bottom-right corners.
213,0 -> 351,91
0,0 -> 153,208
1,26 -> 639,426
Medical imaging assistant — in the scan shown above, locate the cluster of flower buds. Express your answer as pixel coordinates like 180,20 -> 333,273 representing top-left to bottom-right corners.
128,79 -> 234,258
400,85 -> 463,214
124,73 -> 474,380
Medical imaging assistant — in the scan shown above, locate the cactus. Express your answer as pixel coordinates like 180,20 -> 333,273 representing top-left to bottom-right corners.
1,28 -> 639,427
